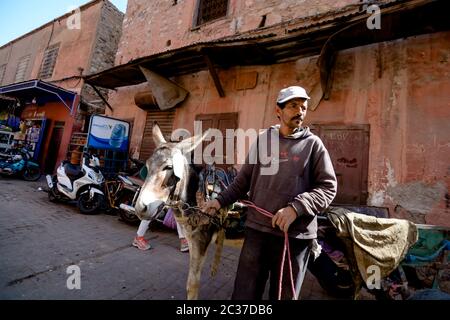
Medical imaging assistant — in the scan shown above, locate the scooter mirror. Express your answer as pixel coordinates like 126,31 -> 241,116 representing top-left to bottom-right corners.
89,156 -> 100,168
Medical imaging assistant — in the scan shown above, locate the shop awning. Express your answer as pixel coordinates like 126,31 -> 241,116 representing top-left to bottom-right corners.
0,80 -> 78,112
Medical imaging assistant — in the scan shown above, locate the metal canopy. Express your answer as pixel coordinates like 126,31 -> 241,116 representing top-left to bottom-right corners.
0,80 -> 78,112
84,0 -> 450,90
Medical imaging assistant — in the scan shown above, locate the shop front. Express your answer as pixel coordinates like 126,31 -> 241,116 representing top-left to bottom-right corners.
0,80 -> 79,173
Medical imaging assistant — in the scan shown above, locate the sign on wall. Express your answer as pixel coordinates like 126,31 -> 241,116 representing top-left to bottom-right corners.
87,115 -> 130,152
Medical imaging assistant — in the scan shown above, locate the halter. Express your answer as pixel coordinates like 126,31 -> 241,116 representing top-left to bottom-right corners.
162,165 -> 233,229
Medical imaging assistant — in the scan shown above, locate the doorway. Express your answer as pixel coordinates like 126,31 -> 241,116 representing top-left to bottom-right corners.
45,121 -> 65,174
310,124 -> 370,205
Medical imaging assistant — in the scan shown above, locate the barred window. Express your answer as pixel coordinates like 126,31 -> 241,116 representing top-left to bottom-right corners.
39,43 -> 60,79
195,0 -> 228,26
0,64 -> 6,85
14,55 -> 31,83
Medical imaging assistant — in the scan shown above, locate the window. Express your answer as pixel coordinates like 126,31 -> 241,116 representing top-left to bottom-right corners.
195,0 -> 228,26
0,64 -> 6,85
14,55 -> 31,83
39,43 -> 60,79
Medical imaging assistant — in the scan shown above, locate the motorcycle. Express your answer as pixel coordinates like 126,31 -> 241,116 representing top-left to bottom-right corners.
0,146 -> 41,181
126,158 -> 146,176
104,173 -> 143,224
100,157 -> 146,224
46,153 -> 105,214
119,164 -> 247,234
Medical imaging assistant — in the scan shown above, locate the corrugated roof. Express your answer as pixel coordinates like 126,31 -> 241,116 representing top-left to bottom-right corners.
84,0 -> 447,89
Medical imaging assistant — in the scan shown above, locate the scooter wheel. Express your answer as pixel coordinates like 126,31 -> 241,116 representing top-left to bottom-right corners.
48,188 -> 58,202
119,209 -> 140,225
23,167 -> 41,181
77,193 -> 104,215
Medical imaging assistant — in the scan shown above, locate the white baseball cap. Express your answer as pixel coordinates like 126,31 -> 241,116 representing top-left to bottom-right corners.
277,86 -> 311,104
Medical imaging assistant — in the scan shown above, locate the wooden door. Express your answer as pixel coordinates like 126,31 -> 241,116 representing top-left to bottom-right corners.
195,113 -> 239,167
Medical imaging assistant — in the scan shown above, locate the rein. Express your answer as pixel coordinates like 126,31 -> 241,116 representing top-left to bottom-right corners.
240,200 -> 297,300
164,199 -> 225,229
162,164 -> 296,299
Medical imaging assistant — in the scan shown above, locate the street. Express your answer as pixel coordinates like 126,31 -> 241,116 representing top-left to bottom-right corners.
0,177 -> 240,300
0,177 -> 332,300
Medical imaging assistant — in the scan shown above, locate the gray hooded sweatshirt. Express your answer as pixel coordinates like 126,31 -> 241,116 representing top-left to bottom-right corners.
216,125 -> 337,239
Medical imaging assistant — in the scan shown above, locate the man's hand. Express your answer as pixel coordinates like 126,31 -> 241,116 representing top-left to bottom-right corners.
272,206 -> 297,233
202,199 -> 221,215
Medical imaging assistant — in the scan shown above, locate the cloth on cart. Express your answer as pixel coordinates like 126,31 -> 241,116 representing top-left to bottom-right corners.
326,207 -> 418,294
406,240 -> 450,263
405,225 -> 450,263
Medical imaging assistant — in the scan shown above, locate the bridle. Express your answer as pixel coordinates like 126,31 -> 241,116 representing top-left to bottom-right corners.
160,165 -> 227,229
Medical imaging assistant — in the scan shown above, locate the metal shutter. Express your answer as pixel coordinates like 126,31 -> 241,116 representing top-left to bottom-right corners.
139,109 -> 175,161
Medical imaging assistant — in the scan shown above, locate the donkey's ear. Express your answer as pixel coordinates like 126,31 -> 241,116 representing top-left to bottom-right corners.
176,129 -> 209,155
152,122 -> 166,147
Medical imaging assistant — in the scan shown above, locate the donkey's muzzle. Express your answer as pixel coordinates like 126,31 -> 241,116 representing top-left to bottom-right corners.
135,200 -> 165,220
134,201 -> 147,220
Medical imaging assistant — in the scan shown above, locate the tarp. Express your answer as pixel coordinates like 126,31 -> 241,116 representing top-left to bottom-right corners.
326,207 -> 418,294
139,67 -> 188,110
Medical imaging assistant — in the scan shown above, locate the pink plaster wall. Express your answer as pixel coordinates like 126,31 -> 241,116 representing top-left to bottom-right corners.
109,31 -> 450,226
115,0 -> 358,65
0,0 -> 104,93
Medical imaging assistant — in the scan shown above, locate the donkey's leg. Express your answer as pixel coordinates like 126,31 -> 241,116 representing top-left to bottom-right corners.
211,209 -> 228,277
186,227 -> 213,300
211,229 -> 225,277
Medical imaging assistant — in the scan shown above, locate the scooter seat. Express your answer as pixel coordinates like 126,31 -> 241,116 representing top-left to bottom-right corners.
63,163 -> 84,181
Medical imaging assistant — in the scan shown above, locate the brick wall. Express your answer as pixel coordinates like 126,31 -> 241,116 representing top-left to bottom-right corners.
115,0 -> 359,64
82,0 -> 124,113
88,1 -> 124,75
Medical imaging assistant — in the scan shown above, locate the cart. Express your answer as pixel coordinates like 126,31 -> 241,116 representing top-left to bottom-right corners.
313,206 -> 450,300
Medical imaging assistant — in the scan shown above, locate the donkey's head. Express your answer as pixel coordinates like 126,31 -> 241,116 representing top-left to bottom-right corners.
134,123 -> 205,220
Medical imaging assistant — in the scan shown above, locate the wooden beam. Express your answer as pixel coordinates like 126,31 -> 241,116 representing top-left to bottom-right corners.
91,85 -> 113,112
202,53 -> 225,97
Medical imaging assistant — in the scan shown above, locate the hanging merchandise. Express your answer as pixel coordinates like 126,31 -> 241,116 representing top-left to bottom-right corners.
6,115 -> 20,131
18,118 -> 47,161
0,110 -> 9,122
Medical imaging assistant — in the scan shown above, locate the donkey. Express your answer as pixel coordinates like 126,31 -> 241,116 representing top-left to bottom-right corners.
134,123 -> 229,300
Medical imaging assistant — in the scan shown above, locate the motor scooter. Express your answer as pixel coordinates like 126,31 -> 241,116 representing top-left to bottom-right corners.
46,153 -> 105,214
0,146 -> 41,181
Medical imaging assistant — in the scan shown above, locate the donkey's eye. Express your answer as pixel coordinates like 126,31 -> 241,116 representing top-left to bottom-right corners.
163,165 -> 173,171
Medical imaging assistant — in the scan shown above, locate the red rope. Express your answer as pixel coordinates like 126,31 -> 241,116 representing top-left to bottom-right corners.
240,200 -> 296,300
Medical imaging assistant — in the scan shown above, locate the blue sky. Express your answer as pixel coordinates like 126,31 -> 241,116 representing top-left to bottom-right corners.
0,0 -> 128,46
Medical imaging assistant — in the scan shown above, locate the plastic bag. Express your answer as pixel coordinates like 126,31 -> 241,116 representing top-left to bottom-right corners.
163,208 -> 177,230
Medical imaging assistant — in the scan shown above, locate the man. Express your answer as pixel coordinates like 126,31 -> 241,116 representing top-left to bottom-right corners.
202,86 -> 337,300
